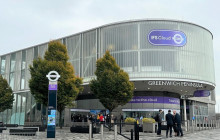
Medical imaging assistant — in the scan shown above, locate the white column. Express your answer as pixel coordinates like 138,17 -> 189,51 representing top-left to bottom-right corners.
89,123 -> 92,140
101,124 -> 104,140
183,99 -> 187,131
114,125 -> 117,140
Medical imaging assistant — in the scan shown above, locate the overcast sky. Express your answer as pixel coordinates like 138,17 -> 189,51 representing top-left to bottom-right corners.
0,0 -> 219,112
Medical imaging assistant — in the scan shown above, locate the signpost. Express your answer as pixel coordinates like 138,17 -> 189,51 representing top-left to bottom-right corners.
46,71 -> 60,138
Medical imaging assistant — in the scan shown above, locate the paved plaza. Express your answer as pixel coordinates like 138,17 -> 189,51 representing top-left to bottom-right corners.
0,127 -> 220,140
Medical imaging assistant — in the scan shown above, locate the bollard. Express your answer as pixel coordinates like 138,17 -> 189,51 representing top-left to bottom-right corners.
134,121 -> 139,140
205,120 -> 207,130
214,120 -> 215,129
208,120 -> 209,130
89,123 -> 92,140
195,119 -> 197,131
120,120 -> 122,134
199,120 -> 201,131
187,120 -> 190,132
202,120 -> 204,130
218,120 -> 220,128
101,124 -> 104,140
218,120 -> 219,128
211,120 -> 213,129
114,125 -> 117,140
191,120 -> 194,133
92,122 -> 94,138
131,129 -> 133,140
215,120 -> 217,129
213,120 -> 214,129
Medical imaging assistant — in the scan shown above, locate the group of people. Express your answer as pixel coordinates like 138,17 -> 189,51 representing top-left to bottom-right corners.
155,109 -> 183,138
71,113 -> 118,125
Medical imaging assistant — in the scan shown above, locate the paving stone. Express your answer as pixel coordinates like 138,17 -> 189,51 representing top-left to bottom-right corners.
0,127 -> 219,140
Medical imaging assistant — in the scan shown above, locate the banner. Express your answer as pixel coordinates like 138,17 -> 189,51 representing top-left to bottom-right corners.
129,96 -> 180,105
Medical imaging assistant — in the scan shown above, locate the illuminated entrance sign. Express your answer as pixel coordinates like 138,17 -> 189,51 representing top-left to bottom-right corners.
148,30 -> 187,46
194,90 -> 210,97
129,96 -> 180,105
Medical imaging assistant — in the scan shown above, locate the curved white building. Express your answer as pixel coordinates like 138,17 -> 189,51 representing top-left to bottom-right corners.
0,19 -> 216,126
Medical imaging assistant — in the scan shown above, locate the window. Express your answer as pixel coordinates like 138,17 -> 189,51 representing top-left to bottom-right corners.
34,46 -> 38,59
0,56 -> 6,75
21,50 -> 26,89
9,53 -> 16,90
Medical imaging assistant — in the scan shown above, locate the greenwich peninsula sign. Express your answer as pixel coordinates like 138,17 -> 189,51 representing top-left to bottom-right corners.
148,81 -> 203,88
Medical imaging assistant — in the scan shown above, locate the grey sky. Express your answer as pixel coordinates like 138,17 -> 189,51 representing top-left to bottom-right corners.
0,0 -> 219,111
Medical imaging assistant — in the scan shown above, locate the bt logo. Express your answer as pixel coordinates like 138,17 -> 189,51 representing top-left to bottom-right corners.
172,34 -> 184,44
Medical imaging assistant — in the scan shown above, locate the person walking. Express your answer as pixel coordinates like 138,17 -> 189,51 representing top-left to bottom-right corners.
172,112 -> 178,136
173,110 -> 183,137
100,114 -> 105,124
154,109 -> 163,135
166,110 -> 174,138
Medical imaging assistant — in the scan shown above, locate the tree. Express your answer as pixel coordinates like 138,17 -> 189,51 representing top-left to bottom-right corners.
90,51 -> 134,126
29,40 -> 83,128
0,75 -> 14,113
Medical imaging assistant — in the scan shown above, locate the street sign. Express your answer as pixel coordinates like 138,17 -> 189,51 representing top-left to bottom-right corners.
46,71 -> 60,138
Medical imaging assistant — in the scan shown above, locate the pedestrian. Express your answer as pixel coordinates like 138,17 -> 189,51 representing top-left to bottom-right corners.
172,112 -> 178,136
166,110 -> 174,138
173,110 -> 183,137
97,113 -> 100,123
154,109 -> 163,136
100,114 -> 105,124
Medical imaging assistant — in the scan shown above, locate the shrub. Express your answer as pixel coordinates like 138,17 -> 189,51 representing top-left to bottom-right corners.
125,118 -> 136,123
142,118 -> 156,123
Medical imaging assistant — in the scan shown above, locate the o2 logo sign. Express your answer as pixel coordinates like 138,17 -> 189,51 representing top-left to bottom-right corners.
148,30 -> 187,47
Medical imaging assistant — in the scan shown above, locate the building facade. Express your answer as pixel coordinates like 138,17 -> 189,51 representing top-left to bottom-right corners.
0,19 -> 216,126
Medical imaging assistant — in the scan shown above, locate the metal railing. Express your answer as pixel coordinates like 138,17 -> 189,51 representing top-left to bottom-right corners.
184,119 -> 220,133
88,121 -> 139,140
87,119 -> 220,140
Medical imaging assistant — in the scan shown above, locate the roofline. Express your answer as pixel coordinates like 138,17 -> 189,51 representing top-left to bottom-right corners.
0,18 -> 213,56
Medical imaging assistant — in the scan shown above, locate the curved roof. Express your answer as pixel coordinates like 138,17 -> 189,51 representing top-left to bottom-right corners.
0,19 -> 213,56
82,18 -> 213,39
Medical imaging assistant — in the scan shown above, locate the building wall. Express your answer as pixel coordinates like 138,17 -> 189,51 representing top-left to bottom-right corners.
0,20 -> 215,91
100,21 -> 214,86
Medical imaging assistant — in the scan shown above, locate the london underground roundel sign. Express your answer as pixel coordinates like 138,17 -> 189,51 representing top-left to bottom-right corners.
46,71 -> 60,82
148,30 -> 187,47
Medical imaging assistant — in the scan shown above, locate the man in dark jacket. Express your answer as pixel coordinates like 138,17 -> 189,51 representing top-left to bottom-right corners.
173,110 -> 183,136
155,109 -> 163,135
166,110 -> 174,138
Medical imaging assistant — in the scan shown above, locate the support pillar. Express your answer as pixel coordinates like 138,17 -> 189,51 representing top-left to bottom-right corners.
183,99 -> 187,131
